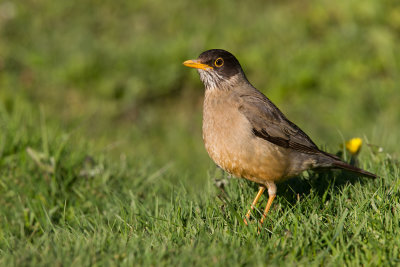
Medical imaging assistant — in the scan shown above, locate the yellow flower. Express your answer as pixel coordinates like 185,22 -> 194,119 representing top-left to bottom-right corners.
345,137 -> 363,155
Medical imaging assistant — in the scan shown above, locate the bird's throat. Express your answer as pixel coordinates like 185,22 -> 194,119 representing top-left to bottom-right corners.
198,71 -> 242,91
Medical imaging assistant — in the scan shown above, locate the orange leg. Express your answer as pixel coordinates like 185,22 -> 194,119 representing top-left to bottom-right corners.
244,186 -> 265,225
259,194 -> 276,226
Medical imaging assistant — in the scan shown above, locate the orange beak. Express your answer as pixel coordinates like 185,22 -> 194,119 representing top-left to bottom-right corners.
183,60 -> 213,70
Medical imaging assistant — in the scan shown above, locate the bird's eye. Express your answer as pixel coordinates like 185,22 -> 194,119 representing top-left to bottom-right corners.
214,58 -> 224,67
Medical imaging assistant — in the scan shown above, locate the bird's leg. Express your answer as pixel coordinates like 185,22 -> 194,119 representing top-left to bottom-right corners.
244,186 -> 265,225
259,182 -> 277,227
259,195 -> 276,226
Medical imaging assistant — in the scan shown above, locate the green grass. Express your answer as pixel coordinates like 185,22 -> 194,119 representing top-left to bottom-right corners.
0,101 -> 398,266
1,0 -> 400,265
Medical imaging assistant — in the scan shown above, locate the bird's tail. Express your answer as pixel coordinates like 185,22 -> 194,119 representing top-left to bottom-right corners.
332,160 -> 377,179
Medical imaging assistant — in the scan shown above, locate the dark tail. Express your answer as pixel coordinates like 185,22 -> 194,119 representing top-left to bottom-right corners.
332,161 -> 377,179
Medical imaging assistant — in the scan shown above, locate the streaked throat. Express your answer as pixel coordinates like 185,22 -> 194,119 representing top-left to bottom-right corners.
198,70 -> 241,91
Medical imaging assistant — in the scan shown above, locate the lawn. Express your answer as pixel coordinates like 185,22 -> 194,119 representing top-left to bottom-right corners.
0,0 -> 399,265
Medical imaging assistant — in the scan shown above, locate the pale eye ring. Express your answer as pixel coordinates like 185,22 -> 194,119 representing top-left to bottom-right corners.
214,58 -> 224,67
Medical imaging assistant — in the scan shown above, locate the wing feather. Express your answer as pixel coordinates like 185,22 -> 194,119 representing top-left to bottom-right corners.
237,90 -> 336,158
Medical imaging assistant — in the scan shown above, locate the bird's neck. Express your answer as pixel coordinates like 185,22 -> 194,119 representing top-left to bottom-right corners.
200,72 -> 246,92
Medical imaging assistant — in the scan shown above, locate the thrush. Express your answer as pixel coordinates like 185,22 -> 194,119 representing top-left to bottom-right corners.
183,49 -> 376,227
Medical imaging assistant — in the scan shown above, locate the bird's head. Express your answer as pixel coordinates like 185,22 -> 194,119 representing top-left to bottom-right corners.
183,49 -> 246,90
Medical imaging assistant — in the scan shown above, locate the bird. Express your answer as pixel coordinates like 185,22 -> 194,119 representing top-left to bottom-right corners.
183,49 -> 376,227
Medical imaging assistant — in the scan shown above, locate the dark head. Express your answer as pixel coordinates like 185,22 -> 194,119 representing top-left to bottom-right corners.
183,49 -> 246,90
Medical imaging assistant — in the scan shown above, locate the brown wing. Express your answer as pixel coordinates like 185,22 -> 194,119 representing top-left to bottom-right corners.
237,90 -> 335,157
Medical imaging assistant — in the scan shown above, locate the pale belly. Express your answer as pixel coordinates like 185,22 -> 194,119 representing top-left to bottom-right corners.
202,104 -> 294,184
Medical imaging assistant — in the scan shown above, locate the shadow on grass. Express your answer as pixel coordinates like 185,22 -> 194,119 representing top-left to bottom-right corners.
214,163 -> 375,207
278,169 -> 373,205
